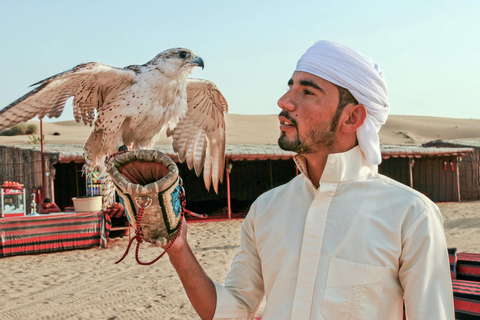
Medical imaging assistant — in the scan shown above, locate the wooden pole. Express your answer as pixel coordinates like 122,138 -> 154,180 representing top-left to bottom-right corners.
409,158 -> 414,189
456,159 -> 461,202
226,159 -> 232,220
40,119 -> 45,202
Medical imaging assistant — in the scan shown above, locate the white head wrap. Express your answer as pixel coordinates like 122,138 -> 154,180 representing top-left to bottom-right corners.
295,40 -> 389,165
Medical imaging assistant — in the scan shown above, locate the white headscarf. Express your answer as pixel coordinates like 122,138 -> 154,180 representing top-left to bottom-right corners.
295,40 -> 389,165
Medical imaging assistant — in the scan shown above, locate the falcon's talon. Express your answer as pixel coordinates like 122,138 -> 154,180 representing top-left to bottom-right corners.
118,145 -> 128,152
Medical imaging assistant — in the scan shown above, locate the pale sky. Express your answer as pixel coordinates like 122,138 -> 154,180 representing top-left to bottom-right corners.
1,0 -> 479,122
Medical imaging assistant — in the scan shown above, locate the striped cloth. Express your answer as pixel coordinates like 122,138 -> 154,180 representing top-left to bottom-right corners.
104,213 -> 112,236
449,248 -> 458,279
105,208 -> 125,219
0,212 -> 108,257
458,252 -> 480,282
453,279 -> 480,319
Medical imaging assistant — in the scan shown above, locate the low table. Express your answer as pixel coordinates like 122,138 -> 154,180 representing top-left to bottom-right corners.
0,211 -> 108,257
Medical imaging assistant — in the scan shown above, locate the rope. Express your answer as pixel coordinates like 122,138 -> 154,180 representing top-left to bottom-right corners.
179,192 -> 208,219
106,149 -> 128,163
115,205 -> 184,265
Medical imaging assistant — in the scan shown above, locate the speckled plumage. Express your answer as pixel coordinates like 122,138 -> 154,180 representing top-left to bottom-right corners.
0,48 -> 228,208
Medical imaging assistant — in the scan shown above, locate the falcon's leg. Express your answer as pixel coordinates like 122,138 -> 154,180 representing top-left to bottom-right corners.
119,145 -> 129,152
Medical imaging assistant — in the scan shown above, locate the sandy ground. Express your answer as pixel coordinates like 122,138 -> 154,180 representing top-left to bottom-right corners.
0,200 -> 479,320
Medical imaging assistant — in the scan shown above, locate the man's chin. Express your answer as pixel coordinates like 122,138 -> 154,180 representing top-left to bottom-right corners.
278,136 -> 300,152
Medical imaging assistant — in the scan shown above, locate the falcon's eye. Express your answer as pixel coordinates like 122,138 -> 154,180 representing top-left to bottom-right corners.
178,51 -> 188,59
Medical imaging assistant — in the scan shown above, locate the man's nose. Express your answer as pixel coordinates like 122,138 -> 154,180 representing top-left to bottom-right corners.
277,91 -> 295,111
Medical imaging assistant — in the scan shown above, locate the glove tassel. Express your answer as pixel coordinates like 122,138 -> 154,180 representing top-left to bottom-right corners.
115,204 -> 184,265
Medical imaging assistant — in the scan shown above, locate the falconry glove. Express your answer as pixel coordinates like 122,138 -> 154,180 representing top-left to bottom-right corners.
105,150 -> 183,248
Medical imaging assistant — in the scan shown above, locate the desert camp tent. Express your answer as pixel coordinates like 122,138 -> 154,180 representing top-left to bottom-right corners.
0,144 -> 476,216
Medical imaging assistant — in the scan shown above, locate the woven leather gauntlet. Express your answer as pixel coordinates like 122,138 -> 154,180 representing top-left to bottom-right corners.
105,150 -> 182,247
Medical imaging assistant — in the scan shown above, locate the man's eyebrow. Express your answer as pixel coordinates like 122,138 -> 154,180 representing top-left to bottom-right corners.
299,80 -> 324,92
287,78 -> 324,92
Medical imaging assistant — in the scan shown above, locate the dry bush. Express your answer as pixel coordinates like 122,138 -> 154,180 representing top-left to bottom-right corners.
0,123 -> 38,136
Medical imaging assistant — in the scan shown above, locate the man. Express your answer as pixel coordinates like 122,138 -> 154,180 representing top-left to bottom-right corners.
39,198 -> 61,214
167,41 -> 454,319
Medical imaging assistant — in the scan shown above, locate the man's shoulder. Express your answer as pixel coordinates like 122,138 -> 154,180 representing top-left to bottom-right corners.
245,174 -> 307,223
372,173 -> 439,212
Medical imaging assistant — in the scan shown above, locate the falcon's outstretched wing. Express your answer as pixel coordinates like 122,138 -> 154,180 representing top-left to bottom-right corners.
0,62 -> 137,131
168,79 -> 228,193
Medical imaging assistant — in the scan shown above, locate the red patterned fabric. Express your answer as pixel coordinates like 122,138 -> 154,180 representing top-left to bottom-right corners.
449,248 -> 458,279
458,253 -> 480,282
452,279 -> 480,319
105,208 -> 125,219
0,212 -> 108,257
104,213 -> 112,236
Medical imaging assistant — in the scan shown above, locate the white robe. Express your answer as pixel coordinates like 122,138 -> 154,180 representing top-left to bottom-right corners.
213,146 -> 454,320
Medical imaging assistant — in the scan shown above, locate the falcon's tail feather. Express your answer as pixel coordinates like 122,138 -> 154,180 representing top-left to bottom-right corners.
84,131 -> 108,175
82,129 -> 117,210
101,175 -> 116,211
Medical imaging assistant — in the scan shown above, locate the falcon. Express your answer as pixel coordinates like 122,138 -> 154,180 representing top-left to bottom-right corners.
0,48 -> 228,207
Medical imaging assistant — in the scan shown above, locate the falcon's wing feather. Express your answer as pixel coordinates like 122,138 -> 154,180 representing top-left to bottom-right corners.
0,62 -> 137,131
169,79 -> 228,193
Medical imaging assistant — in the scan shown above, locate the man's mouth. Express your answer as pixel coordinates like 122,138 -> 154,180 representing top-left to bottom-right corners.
279,113 -> 296,130
280,119 -> 294,126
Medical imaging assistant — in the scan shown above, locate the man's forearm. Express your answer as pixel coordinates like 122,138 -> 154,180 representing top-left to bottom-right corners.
168,243 -> 217,320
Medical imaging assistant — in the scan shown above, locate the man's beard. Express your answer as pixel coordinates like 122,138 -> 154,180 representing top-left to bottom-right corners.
277,110 -> 341,154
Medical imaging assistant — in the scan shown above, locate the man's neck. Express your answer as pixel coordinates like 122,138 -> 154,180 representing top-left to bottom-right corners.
301,152 -> 330,189
300,140 -> 359,188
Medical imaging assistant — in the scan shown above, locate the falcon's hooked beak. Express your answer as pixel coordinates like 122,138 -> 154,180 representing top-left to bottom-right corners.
190,56 -> 204,70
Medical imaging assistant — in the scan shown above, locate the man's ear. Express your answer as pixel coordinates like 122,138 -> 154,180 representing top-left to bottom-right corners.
342,104 -> 367,133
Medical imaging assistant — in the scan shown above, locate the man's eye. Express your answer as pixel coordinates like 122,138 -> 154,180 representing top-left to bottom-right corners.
304,89 -> 314,95
178,51 -> 188,59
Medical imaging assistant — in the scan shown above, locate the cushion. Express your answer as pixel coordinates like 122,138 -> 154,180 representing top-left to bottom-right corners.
449,248 -> 458,279
452,279 -> 480,319
458,252 -> 480,282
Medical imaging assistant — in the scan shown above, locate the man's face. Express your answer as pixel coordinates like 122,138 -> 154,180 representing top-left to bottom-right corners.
277,71 -> 341,154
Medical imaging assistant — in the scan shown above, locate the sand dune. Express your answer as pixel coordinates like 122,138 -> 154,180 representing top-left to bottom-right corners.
1,114 -> 480,147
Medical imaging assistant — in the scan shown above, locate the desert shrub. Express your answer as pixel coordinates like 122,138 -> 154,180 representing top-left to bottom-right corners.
28,133 -> 44,145
0,124 -> 24,136
0,129 -> 13,136
0,123 -> 38,136
26,124 -> 38,134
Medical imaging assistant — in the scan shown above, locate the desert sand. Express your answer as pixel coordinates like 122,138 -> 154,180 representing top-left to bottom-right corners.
0,201 -> 479,320
1,114 -> 480,319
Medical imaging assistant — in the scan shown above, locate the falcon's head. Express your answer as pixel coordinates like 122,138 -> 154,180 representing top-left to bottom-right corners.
147,48 -> 204,78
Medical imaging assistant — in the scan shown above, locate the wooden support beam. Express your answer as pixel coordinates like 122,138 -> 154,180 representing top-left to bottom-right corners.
456,159 -> 461,202
226,159 -> 232,220
409,158 -> 415,188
